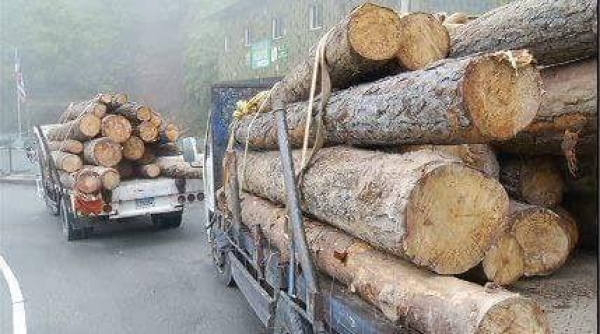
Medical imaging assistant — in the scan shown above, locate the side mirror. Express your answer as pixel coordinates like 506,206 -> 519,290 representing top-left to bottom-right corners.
181,137 -> 198,164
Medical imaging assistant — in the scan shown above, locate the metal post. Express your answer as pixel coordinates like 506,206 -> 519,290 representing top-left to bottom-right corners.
273,102 -> 322,330
15,48 -> 22,141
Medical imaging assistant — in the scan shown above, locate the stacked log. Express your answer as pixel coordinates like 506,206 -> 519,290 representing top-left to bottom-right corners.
41,92 -> 201,195
223,2 -> 597,332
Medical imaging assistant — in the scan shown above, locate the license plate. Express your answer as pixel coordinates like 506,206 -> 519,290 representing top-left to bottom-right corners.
135,197 -> 155,209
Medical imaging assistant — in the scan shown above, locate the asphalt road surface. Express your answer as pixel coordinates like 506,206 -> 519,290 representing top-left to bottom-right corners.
0,183 -> 266,334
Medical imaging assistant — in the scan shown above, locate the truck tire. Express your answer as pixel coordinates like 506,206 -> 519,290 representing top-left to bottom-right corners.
272,298 -> 312,334
151,211 -> 183,229
60,197 -> 88,241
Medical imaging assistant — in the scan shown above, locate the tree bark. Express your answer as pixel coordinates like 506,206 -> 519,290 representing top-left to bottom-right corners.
83,165 -> 120,190
156,156 -> 202,179
60,100 -> 107,122
58,169 -> 101,194
152,143 -> 180,157
135,163 -> 161,178
46,140 -> 84,155
398,144 -> 499,179
113,102 -> 152,124
450,0 -> 597,66
122,136 -> 145,161
135,121 -> 159,143
101,115 -> 132,144
159,123 -> 179,143
83,137 -> 122,167
495,58 -> 597,155
237,195 -> 550,334
240,147 -> 509,274
261,3 -> 404,111
51,151 -> 83,173
44,114 -> 101,141
499,155 -> 565,207
236,51 -> 541,149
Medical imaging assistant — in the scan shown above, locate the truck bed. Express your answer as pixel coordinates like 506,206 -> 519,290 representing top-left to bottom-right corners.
511,251 -> 597,333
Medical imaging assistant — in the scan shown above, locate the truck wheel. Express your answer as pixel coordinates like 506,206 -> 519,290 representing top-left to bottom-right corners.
210,229 -> 234,287
151,211 -> 183,229
60,197 -> 87,241
272,299 -> 312,334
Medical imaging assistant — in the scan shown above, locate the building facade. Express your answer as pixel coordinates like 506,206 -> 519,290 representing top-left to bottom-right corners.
214,0 -> 507,82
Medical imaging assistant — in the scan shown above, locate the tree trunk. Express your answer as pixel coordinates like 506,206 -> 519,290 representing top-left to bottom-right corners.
482,234 -> 525,286
499,155 -> 565,207
495,58 -> 597,155
395,13 -> 450,70
236,51 -> 541,149
110,92 -> 128,109
122,136 -> 145,161
398,144 -> 499,179
83,165 -> 121,190
51,151 -> 82,173
149,110 -> 163,127
152,143 -> 180,157
450,0 -> 597,66
159,123 -> 179,143
237,195 -> 550,334
46,140 -> 84,155
60,100 -> 107,122
101,115 -> 132,144
156,156 -> 202,179
240,147 -> 509,274
58,169 -> 101,194
261,3 -> 403,111
135,163 -> 161,178
44,114 -> 101,141
83,137 -> 122,167
113,102 -> 152,123
135,122 -> 159,143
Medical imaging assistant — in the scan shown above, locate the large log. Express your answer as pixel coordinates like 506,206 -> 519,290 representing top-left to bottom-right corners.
399,144 -> 499,179
135,163 -> 161,179
83,137 -> 122,167
236,51 -> 541,149
482,234 -> 525,286
240,147 -> 509,274
149,110 -> 163,128
51,151 -> 83,173
44,114 -> 101,141
156,156 -> 202,179
499,155 -> 565,207
113,102 -> 152,124
110,92 -> 128,109
101,115 -> 132,144
58,170 -> 101,194
450,0 -> 597,66
83,165 -> 120,190
60,100 -> 107,122
159,123 -> 179,143
261,3 -> 402,110
135,121 -> 159,143
122,136 -> 145,161
46,140 -> 84,155
238,195 -> 551,333
395,12 -> 450,70
495,58 -> 598,155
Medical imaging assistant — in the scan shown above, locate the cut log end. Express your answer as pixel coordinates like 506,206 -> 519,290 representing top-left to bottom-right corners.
137,164 -> 161,178
521,162 -> 565,207
405,164 -> 508,274
138,122 -> 159,143
75,170 -> 102,194
464,51 -> 541,140
162,124 -> 180,142
122,136 -> 145,161
137,105 -> 152,122
102,115 -> 132,144
396,13 -> 450,70
79,114 -> 102,138
511,206 -> 571,277
477,297 -> 550,334
347,3 -> 402,61
86,138 -> 122,167
483,234 -> 524,286
112,93 -> 128,106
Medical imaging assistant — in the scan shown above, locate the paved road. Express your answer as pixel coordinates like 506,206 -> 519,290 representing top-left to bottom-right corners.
0,183 -> 266,334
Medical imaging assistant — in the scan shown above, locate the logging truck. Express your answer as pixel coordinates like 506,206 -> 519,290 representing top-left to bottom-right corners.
204,82 -> 419,333
33,125 -> 204,241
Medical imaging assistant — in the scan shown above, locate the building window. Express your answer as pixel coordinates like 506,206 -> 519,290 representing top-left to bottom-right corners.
309,4 -> 323,30
272,18 -> 285,39
224,37 -> 230,52
244,27 -> 251,46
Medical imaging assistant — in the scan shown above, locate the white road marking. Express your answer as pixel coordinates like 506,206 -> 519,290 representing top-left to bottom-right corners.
0,255 -> 27,334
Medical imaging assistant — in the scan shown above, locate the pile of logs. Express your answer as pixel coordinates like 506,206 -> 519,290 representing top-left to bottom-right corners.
221,1 -> 597,333
42,93 -> 202,195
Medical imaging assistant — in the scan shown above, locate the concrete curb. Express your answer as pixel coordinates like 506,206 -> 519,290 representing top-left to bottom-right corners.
0,175 -> 37,186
